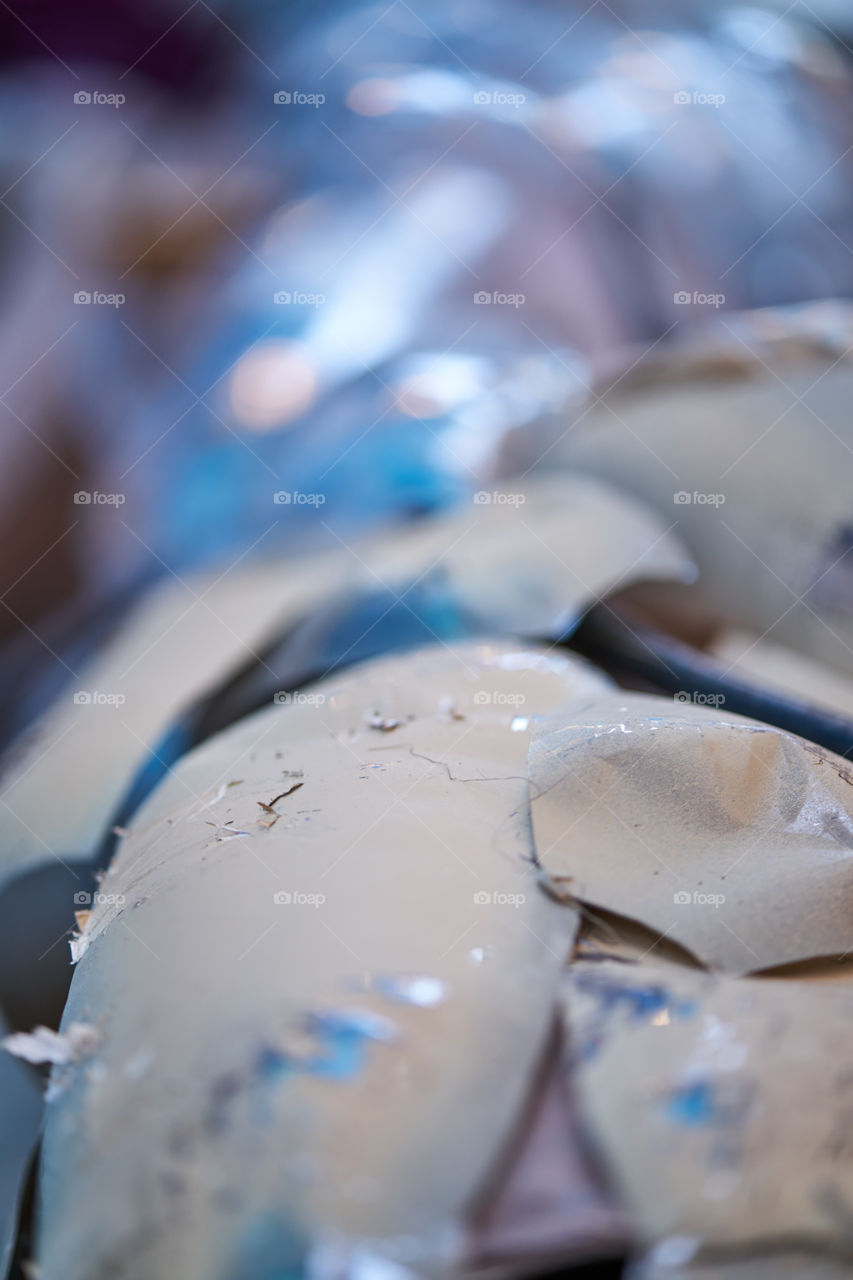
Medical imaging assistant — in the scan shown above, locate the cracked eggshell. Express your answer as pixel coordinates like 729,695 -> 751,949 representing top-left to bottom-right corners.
37,642 -> 610,1280
357,473 -> 695,638
562,958 -> 853,1258
0,550 -> 357,887
529,692 -> 853,974
557,301 -> 853,675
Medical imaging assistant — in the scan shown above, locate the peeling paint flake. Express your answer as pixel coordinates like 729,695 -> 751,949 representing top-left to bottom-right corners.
3,1022 -> 101,1066
368,713 -> 401,733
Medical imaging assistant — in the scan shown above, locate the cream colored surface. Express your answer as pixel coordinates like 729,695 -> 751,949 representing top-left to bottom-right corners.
529,693 -> 853,973
0,473 -> 690,893
557,302 -> 853,676
563,957 -> 853,1258
0,552 -> 355,886
362,474 -> 695,637
38,643 -> 606,1280
710,628 -> 853,720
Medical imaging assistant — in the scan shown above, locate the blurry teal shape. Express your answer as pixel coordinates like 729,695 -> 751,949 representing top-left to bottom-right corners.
224,1215 -> 306,1280
0,1016 -> 44,1280
665,1080 -> 717,1127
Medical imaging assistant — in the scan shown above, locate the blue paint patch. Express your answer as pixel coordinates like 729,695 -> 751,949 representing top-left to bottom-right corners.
255,1046 -> 293,1082
301,1008 -> 398,1082
222,1214 -> 306,1280
666,1081 -> 717,1126
575,974 -> 671,1021
575,975 -> 698,1025
572,975 -> 697,1062
305,1035 -> 369,1081
253,1009 -> 399,1095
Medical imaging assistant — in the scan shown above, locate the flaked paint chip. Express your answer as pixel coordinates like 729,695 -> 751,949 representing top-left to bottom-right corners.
258,783 -> 304,814
368,713 -> 401,732
3,1022 -> 100,1066
205,821 -> 250,840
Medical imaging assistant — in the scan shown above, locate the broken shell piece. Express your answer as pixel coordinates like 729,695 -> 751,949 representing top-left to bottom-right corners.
359,473 -> 695,639
38,642 -> 607,1280
562,958 -> 853,1259
709,629 -> 853,721
0,550 -> 358,892
559,300 -> 853,676
529,693 -> 853,973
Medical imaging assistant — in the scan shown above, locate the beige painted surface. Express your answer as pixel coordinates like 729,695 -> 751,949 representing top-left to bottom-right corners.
710,628 -> 853,720
0,474 -> 690,896
0,551 -> 355,885
530,692 -> 853,973
362,474 -> 695,638
38,642 -> 606,1280
563,957 -> 853,1258
556,302 -> 853,676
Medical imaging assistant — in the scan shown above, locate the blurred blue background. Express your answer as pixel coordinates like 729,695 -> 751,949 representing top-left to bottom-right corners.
1,0 -> 852,733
